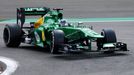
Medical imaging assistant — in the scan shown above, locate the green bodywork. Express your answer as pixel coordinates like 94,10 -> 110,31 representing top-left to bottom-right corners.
29,8 -> 103,50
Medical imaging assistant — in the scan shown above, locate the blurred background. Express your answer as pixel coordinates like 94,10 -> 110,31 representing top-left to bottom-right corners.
0,0 -> 134,19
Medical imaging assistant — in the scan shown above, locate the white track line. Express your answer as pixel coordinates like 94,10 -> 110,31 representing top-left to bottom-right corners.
0,56 -> 19,75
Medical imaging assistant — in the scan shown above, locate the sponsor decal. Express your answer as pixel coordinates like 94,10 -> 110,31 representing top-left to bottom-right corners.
25,8 -> 45,11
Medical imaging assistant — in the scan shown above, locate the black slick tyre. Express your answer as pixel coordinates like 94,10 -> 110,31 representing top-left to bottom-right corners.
97,29 -> 117,53
102,29 -> 117,53
50,30 -> 64,54
3,24 -> 22,47
101,29 -> 117,43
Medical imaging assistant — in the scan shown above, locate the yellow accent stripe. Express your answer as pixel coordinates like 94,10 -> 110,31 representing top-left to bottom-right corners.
42,31 -> 45,41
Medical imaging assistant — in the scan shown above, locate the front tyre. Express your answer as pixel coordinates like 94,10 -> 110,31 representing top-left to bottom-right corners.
50,30 -> 65,54
102,29 -> 117,53
3,24 -> 22,47
101,29 -> 117,43
50,30 -> 64,54
97,29 -> 117,53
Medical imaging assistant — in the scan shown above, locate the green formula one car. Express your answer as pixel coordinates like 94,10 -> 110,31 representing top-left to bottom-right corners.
3,7 -> 128,54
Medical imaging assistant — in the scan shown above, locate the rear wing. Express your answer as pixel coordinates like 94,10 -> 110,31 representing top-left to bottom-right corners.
17,7 -> 50,27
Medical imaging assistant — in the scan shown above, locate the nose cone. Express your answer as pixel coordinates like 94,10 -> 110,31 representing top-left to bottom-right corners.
80,28 -> 104,38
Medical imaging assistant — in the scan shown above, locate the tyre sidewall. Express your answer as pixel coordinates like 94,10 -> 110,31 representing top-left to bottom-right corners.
50,30 -> 64,54
3,24 -> 22,47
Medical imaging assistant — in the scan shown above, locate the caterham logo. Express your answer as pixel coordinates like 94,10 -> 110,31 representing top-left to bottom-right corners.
25,8 -> 44,11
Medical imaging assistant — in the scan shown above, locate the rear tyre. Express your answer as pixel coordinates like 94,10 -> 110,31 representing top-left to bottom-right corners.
3,24 -> 22,47
50,30 -> 65,54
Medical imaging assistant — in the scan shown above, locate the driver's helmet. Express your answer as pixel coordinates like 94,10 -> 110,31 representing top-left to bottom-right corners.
60,19 -> 67,26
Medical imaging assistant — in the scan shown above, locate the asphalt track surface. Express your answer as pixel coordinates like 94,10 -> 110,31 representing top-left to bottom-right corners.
0,0 -> 134,75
